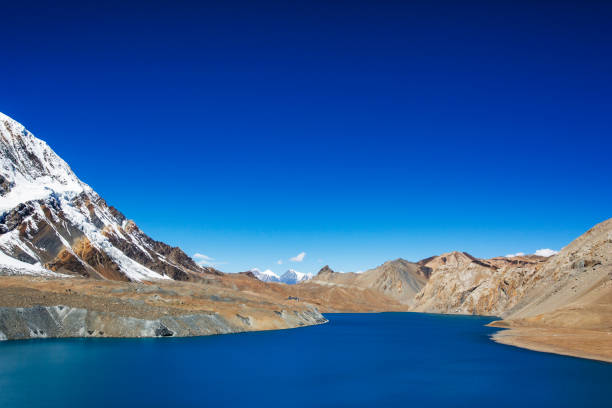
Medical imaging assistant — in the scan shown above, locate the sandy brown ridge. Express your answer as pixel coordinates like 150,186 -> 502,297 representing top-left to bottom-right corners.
488,325 -> 612,364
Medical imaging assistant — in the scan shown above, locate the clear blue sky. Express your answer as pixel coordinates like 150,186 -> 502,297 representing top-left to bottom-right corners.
1,1 -> 611,274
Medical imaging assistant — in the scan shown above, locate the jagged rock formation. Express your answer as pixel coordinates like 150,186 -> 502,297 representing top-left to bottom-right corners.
310,259 -> 430,305
0,112 -> 217,282
411,252 -> 548,315
317,265 -> 334,275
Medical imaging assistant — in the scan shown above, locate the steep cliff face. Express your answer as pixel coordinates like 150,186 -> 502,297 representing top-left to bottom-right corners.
411,252 -> 547,315
311,259 -> 430,305
0,112 -> 216,282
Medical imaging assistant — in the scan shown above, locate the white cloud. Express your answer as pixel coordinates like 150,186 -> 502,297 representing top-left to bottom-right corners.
505,249 -> 559,258
193,253 -> 226,267
194,253 -> 213,262
505,252 -> 525,258
277,259 -> 283,265
535,248 -> 559,257
290,252 -> 306,262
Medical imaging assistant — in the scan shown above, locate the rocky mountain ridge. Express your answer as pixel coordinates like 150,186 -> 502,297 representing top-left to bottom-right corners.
310,259 -> 430,305
250,268 -> 313,284
0,112 -> 217,282
411,251 -> 549,315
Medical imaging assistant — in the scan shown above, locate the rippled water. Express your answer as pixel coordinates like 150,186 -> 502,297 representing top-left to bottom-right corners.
0,313 -> 610,407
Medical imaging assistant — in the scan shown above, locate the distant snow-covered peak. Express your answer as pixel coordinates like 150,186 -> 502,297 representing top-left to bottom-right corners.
280,269 -> 313,284
250,268 -> 281,283
249,268 -> 313,284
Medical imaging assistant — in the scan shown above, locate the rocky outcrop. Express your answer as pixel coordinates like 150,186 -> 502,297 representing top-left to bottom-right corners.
317,265 -> 335,276
0,203 -> 34,234
411,252 -> 547,315
0,174 -> 12,196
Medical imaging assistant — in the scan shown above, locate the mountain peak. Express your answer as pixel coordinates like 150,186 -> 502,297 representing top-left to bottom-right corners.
0,113 -> 212,282
317,265 -> 334,275
312,258 -> 430,305
280,269 -> 313,284
0,112 -> 86,213
383,258 -> 411,266
250,268 -> 281,283
420,251 -> 477,269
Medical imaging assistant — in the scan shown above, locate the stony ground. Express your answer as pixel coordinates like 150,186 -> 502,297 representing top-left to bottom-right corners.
0,275 -> 329,340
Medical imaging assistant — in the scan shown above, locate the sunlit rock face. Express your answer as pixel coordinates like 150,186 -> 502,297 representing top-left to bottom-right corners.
411,251 -> 548,316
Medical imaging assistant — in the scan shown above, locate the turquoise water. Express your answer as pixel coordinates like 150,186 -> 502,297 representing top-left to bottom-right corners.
0,313 -> 610,407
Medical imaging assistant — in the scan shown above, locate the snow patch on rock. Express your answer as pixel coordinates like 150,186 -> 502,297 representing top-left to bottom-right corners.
0,250 -> 66,277
0,112 -> 86,214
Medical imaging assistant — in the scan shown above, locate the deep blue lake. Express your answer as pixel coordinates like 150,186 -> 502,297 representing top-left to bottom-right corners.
0,313 -> 610,407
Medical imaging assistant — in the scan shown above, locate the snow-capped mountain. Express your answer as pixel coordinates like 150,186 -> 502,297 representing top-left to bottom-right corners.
279,269 -> 313,284
0,112 -> 217,281
250,268 -> 312,284
250,268 -> 281,283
